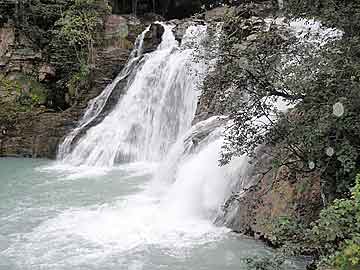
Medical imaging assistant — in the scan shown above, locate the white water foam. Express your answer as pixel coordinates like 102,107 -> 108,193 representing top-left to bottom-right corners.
60,24 -> 208,167
13,22 -> 260,269
11,115 -> 252,268
57,26 -> 151,160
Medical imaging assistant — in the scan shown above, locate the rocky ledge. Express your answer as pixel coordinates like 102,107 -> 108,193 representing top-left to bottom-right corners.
0,14 -> 165,158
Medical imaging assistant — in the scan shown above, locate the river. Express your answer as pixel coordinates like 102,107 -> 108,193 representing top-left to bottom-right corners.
0,158 -> 308,270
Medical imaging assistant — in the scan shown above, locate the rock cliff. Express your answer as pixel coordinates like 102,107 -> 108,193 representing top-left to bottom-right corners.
0,12 -> 162,158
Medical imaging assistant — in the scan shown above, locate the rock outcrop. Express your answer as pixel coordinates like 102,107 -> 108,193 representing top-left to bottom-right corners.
218,146 -> 322,241
0,14 -> 161,158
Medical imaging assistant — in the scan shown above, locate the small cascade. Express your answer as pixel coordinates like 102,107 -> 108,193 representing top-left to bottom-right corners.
147,116 -> 250,222
57,26 -> 151,160
56,20 -> 240,223
56,20 -> 242,230
60,24 -> 208,167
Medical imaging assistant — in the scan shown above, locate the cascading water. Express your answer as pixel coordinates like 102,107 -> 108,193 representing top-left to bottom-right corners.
60,24 -> 208,167
148,116 -> 250,221
54,21 -> 243,238
57,26 -> 151,160
43,21 -> 253,252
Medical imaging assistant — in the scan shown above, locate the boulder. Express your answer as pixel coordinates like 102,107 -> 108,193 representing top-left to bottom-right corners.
142,23 -> 165,53
38,64 -> 56,82
0,25 -> 14,59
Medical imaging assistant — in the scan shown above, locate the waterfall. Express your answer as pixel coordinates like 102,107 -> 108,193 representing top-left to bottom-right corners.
60,23 -> 208,167
57,26 -> 151,160
147,116 -> 250,221
56,21 -> 242,225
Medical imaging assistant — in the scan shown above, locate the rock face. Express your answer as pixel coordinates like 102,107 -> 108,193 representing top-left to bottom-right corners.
0,15 -> 161,158
218,146 -> 322,240
142,23 -> 165,53
0,25 -> 15,62
0,110 -> 79,158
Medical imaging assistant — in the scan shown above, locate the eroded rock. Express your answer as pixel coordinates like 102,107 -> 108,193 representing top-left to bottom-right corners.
38,64 -> 56,82
142,23 -> 165,53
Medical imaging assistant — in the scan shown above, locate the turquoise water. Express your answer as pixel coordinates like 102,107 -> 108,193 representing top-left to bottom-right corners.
0,158 -> 305,270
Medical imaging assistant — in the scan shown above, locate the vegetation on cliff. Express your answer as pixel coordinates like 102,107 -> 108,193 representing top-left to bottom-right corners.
198,0 -> 360,268
1,0 -> 359,267
264,174 -> 360,269
50,0 -> 111,105
216,2 -> 360,203
0,0 -> 110,110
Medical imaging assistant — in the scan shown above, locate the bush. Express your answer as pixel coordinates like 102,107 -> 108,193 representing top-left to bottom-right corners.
213,12 -> 360,200
266,175 -> 360,269
244,255 -> 286,270
53,0 -> 111,64
49,0 -> 110,107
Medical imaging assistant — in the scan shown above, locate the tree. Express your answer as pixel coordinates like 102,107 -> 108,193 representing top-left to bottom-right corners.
205,12 -> 360,201
285,0 -> 360,37
267,174 -> 360,269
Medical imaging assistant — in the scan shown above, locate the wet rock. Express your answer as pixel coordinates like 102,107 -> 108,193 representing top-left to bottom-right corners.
219,145 -> 322,242
142,23 -> 165,53
246,33 -> 258,41
172,21 -> 192,42
0,24 -> 15,59
38,64 -> 55,82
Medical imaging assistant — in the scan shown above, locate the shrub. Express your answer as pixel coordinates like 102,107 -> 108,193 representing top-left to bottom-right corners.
266,175 -> 360,269
213,13 -> 360,200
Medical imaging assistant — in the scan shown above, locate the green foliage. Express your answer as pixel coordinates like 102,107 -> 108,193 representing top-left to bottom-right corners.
330,239 -> 360,270
67,61 -> 90,100
53,0 -> 111,64
1,0 -> 110,109
267,216 -> 308,248
0,75 -> 22,95
214,12 -> 360,199
285,0 -> 360,36
0,74 -> 47,110
49,0 -> 110,107
265,175 -> 360,269
244,255 -> 286,270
